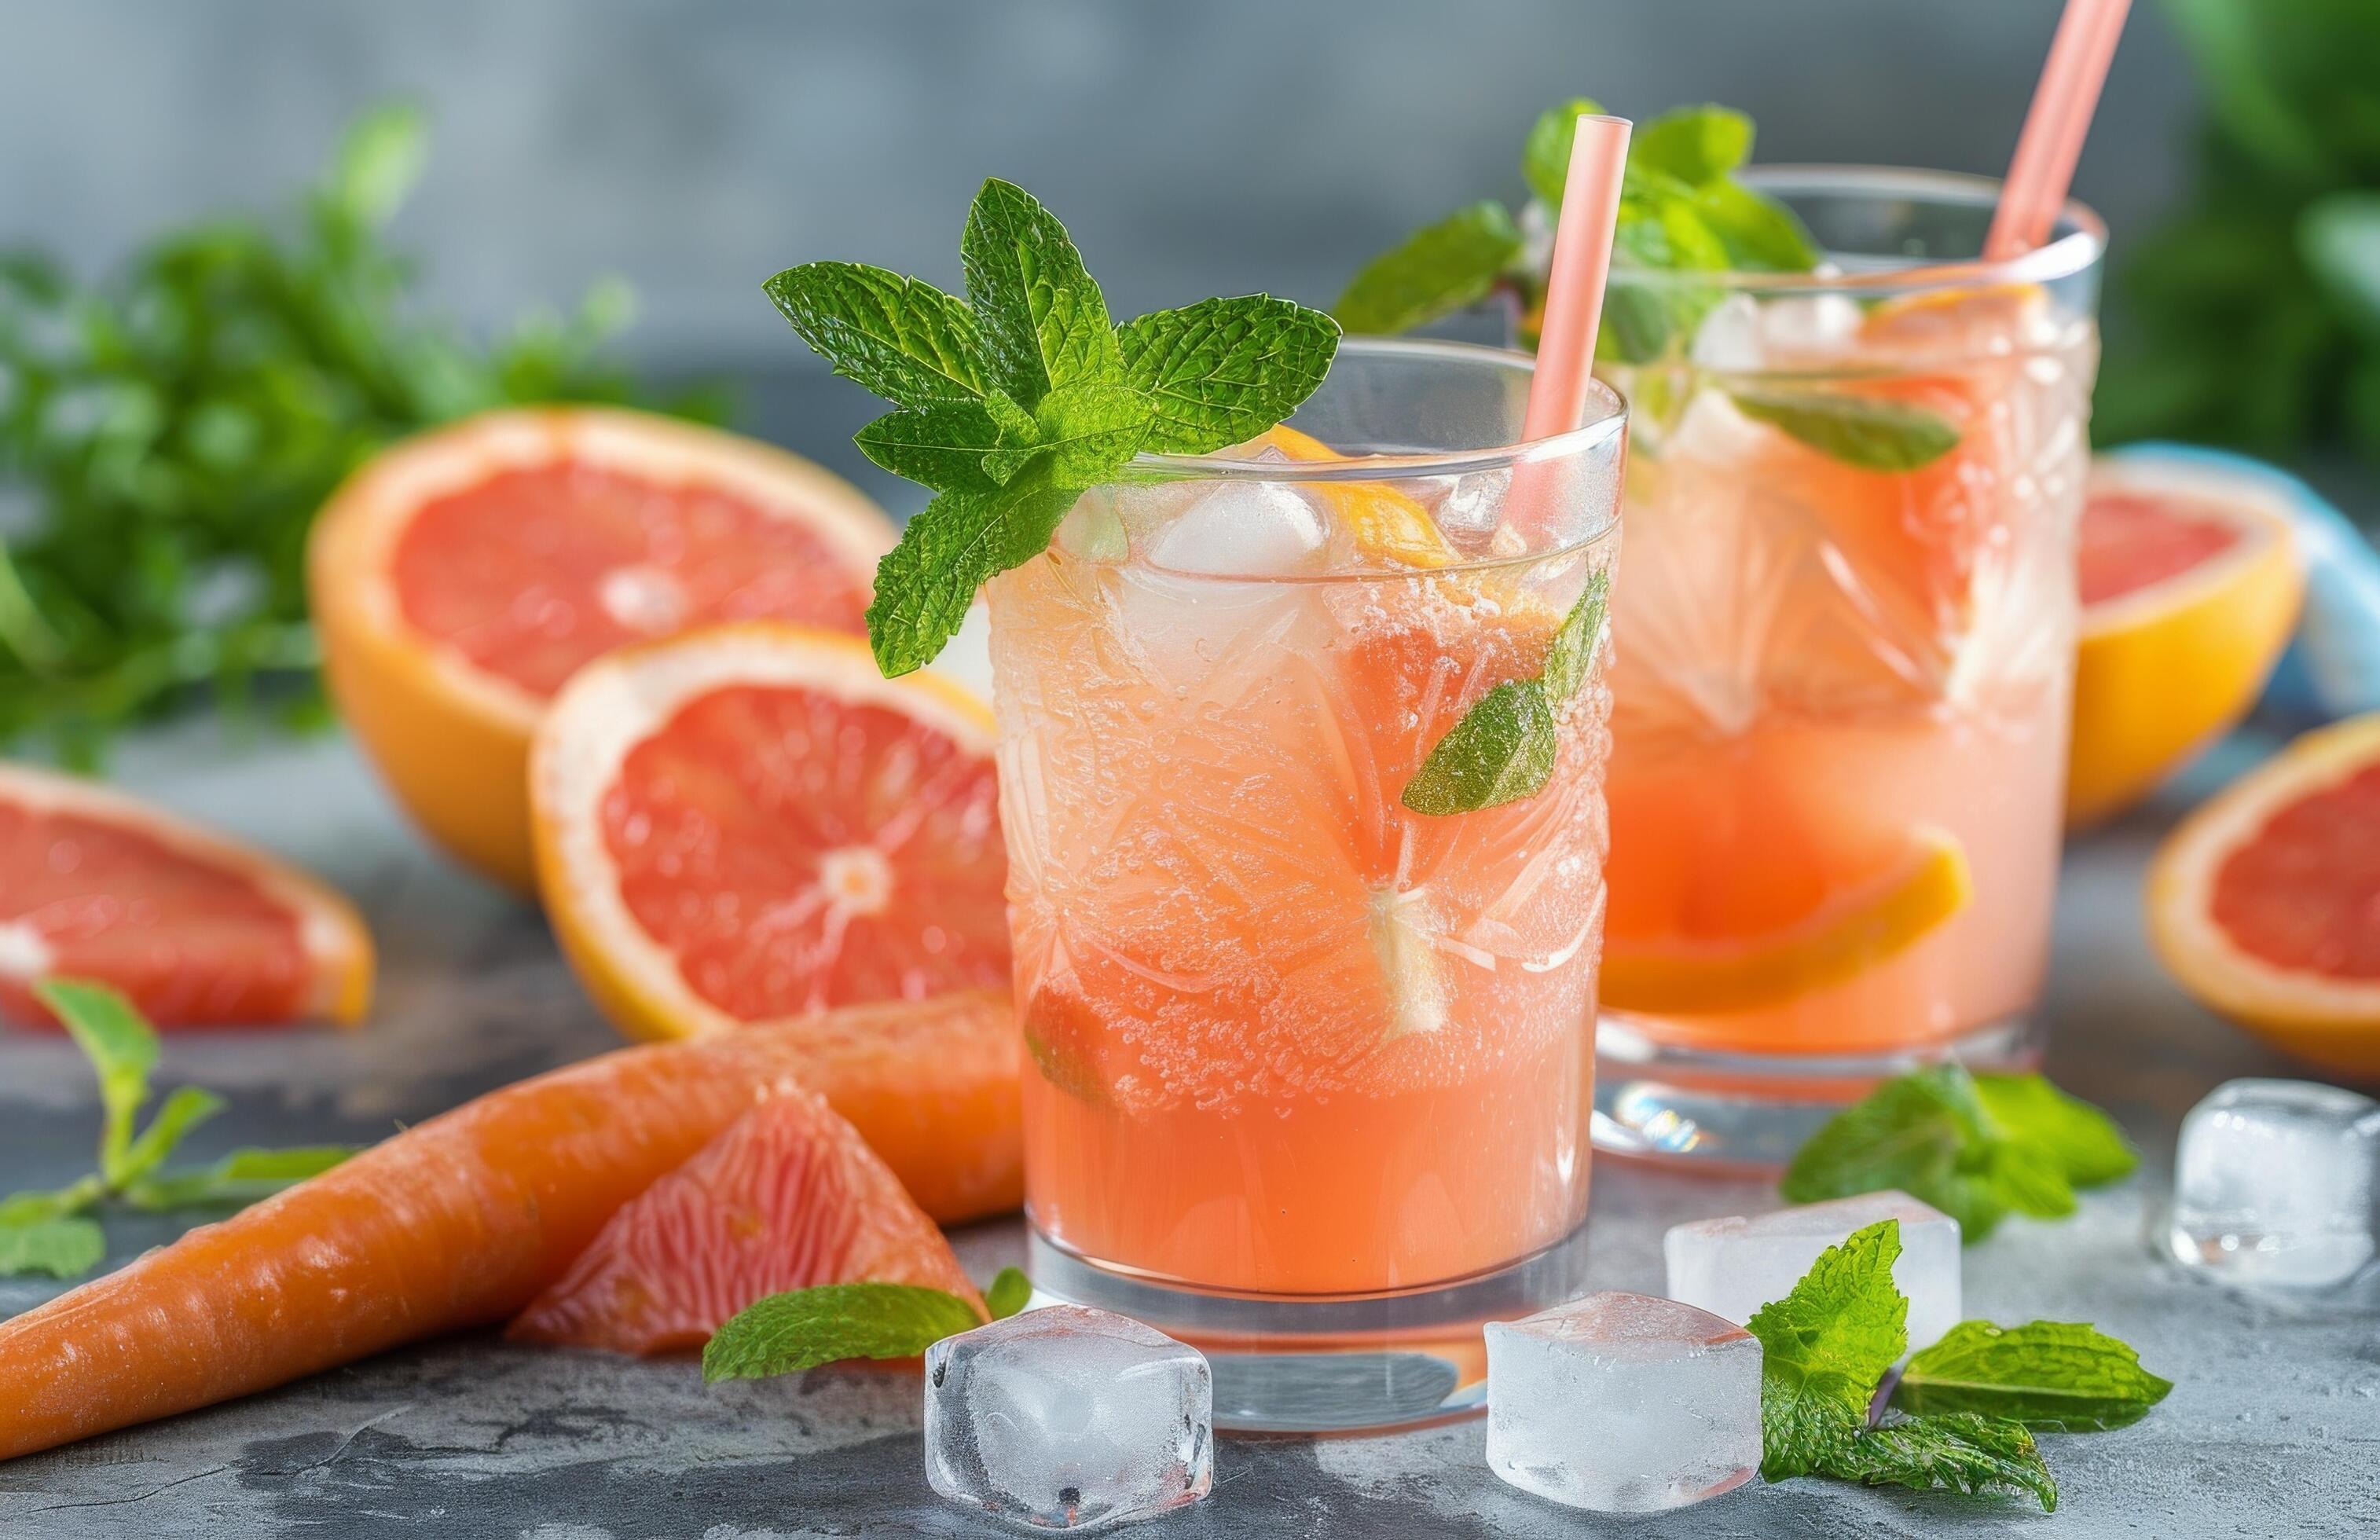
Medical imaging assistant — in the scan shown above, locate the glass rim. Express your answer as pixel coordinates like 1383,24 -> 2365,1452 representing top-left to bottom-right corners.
1125,336 -> 1627,483
1608,163 -> 2108,295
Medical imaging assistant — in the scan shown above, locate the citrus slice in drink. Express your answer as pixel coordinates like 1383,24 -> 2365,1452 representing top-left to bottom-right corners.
2067,450 -> 2305,827
309,406 -> 893,891
2147,713 -> 2380,1078
1252,424 -> 1456,569
510,1086 -> 982,1355
1601,827 -> 1972,1014
0,764 -> 372,1030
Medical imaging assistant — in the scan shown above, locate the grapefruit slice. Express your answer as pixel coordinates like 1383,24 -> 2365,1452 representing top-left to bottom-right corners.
510,1086 -> 981,1355
1601,828 -> 1971,1015
1252,425 -> 1457,569
0,764 -> 372,1030
2068,451 -> 2305,827
309,406 -> 894,891
2147,713 -> 2380,1078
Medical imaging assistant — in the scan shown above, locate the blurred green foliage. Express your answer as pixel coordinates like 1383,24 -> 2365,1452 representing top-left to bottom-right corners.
2099,0 -> 2380,468
0,104 -> 719,766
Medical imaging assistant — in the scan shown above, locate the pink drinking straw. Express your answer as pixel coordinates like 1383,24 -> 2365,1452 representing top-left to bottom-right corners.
1984,0 -> 2132,259
1521,115 -> 1633,442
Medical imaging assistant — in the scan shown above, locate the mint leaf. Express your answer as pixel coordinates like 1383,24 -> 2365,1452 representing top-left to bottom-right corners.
116,1086 -> 228,1188
1633,104 -> 1754,187
1695,180 -> 1821,272
1401,679 -> 1557,817
1894,1321 -> 2173,1432
329,102 -> 428,229
1031,380 -> 1156,485
1334,203 -> 1523,337
124,1146 -> 355,1211
1523,98 -> 1607,208
1542,570 -> 1612,703
1971,1073 -> 2138,1187
763,262 -> 988,409
1824,1413 -> 2057,1512
1118,295 -> 1341,452
0,1216 -> 105,1279
866,473 -> 1078,675
1748,1219 -> 1908,1479
985,1267 -> 1032,1321
1728,390 -> 1961,471
37,979 -> 159,1185
854,404 -> 1004,492
962,178 -> 1117,406
702,1282 -> 983,1382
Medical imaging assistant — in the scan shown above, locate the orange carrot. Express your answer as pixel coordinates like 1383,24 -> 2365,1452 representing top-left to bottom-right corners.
0,988 -> 1018,1461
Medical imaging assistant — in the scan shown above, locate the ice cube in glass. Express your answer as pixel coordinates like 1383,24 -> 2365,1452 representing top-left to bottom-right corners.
1484,1291 -> 1762,1514
1663,1190 -> 1961,1349
2167,1078 -> 2380,1290
923,1305 -> 1212,1531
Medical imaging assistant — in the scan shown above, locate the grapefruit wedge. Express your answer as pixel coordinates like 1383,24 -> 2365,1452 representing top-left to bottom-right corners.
2068,451 -> 2304,827
309,407 -> 894,891
2148,713 -> 2380,1080
0,764 -> 372,1030
511,1086 -> 981,1355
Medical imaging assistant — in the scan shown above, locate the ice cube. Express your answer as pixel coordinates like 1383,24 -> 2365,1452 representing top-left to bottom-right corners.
1758,293 -> 1863,357
1485,1292 -> 1762,1514
1139,478 -> 1327,578
1664,1190 -> 1962,1350
2167,1079 -> 2380,1290
1689,295 -> 1764,372
924,1305 -> 1213,1531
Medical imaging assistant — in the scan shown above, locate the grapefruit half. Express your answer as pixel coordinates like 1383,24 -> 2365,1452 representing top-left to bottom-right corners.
2147,713 -> 2380,1080
0,764 -> 372,1029
510,1085 -> 982,1355
2068,451 -> 2304,827
309,406 -> 894,891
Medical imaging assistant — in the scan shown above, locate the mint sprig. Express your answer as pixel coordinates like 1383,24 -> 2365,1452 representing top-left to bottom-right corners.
1827,1412 -> 2058,1511
702,1265 -> 1033,1382
767,178 -> 1340,676
1894,1321 -> 2173,1432
1780,1066 -> 2136,1242
1748,1219 -> 1909,1479
1402,570 -> 1608,817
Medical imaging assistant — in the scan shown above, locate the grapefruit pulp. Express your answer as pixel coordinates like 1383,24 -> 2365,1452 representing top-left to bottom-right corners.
0,764 -> 371,1030
309,407 -> 894,890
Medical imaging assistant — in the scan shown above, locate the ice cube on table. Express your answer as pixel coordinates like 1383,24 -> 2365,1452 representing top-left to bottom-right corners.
924,1305 -> 1212,1531
2167,1078 -> 2380,1290
1664,1190 -> 1962,1351
1485,1292 -> 1762,1514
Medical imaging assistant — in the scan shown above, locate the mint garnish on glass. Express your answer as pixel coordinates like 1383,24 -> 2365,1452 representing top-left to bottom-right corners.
764,180 -> 1340,676
1340,97 -> 1960,472
702,1266 -> 1031,1381
0,980 -> 354,1279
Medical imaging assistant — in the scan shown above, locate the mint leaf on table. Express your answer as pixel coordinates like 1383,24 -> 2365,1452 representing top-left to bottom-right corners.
1727,391 -> 1962,471
985,1267 -> 1033,1322
703,1282 -> 985,1382
1403,573 -> 1609,816
768,178 -> 1340,676
0,1216 -> 105,1279
1825,1413 -> 2058,1512
123,1146 -> 355,1211
1894,1321 -> 2173,1432
1747,1219 -> 1909,1479
1782,1066 -> 2136,1242
114,1087 -> 229,1189
38,978 -> 160,1184
1333,203 -> 1525,337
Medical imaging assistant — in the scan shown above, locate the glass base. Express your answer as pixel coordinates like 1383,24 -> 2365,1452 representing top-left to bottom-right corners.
1593,1011 -> 2044,1170
1025,1222 -> 1593,1434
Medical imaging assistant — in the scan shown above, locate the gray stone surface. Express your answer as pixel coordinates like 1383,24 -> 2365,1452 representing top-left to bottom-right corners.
2,725 -> 2377,1536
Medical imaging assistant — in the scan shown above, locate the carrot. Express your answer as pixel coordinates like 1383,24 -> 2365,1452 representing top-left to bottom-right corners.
0,988 -> 1018,1461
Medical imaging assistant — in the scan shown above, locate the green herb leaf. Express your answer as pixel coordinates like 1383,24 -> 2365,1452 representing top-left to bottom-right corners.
985,1267 -> 1032,1321
1541,570 -> 1612,704
1030,381 -> 1157,486
2300,191 -> 2380,343
37,979 -> 158,1185
853,404 -> 1005,492
865,473 -> 1079,675
1118,295 -> 1342,452
1747,1218 -> 1908,1480
1632,104 -> 1755,187
1823,1413 -> 2057,1512
1971,1072 -> 2139,1187
328,102 -> 429,228
1400,679 -> 1558,817
1894,1321 -> 2173,1432
1522,98 -> 1608,208
762,262 -> 989,410
702,1282 -> 984,1382
962,178 -> 1118,406
0,1216 -> 105,1279
1694,180 -> 1822,273
1729,390 -> 1962,471
1334,203 -> 1524,337
123,1146 -> 355,1211
116,1086 -> 229,1188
